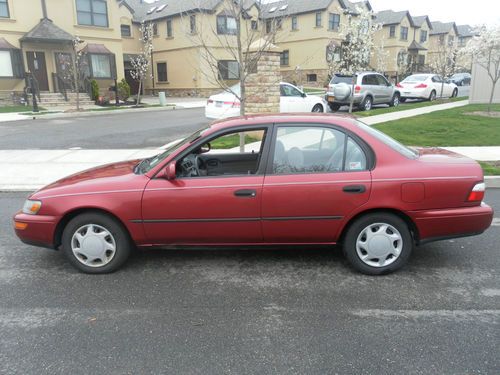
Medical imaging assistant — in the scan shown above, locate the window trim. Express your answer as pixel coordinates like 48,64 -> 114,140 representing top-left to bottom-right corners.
400,26 -> 408,40
328,13 -> 340,31
189,14 -> 196,34
166,18 -> 173,37
389,25 -> 396,38
280,50 -> 289,66
216,14 -> 238,35
315,12 -> 322,27
291,15 -> 298,30
76,0 -> 109,28
0,48 -> 23,78
0,0 -> 10,18
88,52 -> 115,79
156,61 -> 168,82
120,24 -> 131,37
217,60 -> 240,80
420,30 -> 427,43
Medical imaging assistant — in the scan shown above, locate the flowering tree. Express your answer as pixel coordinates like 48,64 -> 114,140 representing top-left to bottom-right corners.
372,36 -> 389,74
461,24 -> 500,112
428,39 -> 458,98
71,37 -> 88,111
130,22 -> 154,106
328,6 -> 381,112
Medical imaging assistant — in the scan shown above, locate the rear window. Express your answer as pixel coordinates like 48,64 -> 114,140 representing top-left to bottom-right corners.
402,75 -> 428,83
330,75 -> 354,84
355,121 -> 418,159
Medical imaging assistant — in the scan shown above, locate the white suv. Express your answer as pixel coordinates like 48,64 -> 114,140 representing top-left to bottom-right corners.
325,72 -> 401,111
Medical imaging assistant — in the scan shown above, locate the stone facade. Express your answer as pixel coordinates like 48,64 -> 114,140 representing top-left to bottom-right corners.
244,40 -> 282,115
281,69 -> 330,88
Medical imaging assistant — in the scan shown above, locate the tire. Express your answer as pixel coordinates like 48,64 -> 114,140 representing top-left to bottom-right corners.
389,93 -> 400,107
359,96 -> 373,111
312,104 -> 324,113
428,90 -> 436,101
451,88 -> 458,98
343,213 -> 413,275
329,103 -> 341,112
400,98 -> 407,103
62,212 -> 132,274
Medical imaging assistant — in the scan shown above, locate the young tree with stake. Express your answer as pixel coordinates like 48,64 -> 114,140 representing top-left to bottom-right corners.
130,22 -> 154,106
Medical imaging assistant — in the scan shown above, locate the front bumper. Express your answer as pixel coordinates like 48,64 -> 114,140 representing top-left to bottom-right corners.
13,212 -> 59,249
408,203 -> 494,244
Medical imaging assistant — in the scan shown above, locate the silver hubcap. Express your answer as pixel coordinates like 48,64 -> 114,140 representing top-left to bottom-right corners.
430,92 -> 435,100
365,99 -> 372,110
393,96 -> 399,106
313,105 -> 322,112
356,222 -> 403,268
71,224 -> 116,267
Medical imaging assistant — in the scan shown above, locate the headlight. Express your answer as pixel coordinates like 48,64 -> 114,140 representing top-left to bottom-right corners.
22,200 -> 42,215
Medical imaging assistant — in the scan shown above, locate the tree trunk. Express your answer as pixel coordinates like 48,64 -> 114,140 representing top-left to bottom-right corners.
440,81 -> 444,99
348,76 -> 355,113
488,79 -> 497,113
136,79 -> 142,107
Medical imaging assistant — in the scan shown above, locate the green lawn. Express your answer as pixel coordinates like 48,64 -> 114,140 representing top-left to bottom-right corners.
0,105 -> 46,113
356,97 -> 465,117
303,87 -> 326,94
479,162 -> 500,176
373,104 -> 500,147
210,134 -> 260,149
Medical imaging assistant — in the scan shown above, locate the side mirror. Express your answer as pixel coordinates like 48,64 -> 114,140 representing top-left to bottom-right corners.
301,92 -> 307,98
163,162 -> 176,180
200,143 -> 211,154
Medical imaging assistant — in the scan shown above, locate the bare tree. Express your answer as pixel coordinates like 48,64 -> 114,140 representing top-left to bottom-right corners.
428,37 -> 458,98
328,6 -> 380,113
130,22 -> 154,106
184,0 -> 286,115
461,24 -> 500,112
61,37 -> 87,111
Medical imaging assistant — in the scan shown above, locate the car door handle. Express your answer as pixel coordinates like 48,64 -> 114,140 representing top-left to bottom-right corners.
342,185 -> 366,194
234,189 -> 257,198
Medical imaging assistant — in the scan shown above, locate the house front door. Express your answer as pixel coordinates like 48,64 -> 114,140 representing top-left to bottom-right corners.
26,51 -> 49,91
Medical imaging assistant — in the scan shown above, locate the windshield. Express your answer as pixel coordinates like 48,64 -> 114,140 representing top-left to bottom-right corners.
402,75 -> 428,82
355,121 -> 418,159
135,126 -> 210,174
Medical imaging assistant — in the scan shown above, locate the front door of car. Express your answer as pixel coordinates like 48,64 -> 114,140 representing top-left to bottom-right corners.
262,125 -> 372,243
280,84 -> 307,112
141,127 -> 270,245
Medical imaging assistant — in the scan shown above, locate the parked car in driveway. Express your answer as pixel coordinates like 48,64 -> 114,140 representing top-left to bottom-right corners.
13,114 -> 493,275
325,72 -> 401,112
205,82 -> 326,119
449,72 -> 471,86
397,74 -> 458,102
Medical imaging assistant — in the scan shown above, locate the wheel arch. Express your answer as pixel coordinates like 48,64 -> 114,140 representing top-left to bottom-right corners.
338,208 -> 420,245
53,207 -> 132,249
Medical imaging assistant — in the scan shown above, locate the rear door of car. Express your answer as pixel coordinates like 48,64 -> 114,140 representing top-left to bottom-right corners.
261,123 -> 372,243
362,74 -> 382,104
375,74 -> 392,103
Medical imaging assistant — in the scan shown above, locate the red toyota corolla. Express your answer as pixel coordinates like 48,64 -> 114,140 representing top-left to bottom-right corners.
13,114 -> 493,275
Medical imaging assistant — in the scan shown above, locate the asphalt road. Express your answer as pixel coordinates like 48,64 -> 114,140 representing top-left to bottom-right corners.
1,190 -> 498,374
0,108 -> 207,150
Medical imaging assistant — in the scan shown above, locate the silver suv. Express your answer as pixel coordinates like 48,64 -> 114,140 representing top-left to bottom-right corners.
325,72 -> 401,111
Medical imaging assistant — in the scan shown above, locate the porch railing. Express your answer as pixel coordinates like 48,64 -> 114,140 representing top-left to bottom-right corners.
52,73 -> 68,101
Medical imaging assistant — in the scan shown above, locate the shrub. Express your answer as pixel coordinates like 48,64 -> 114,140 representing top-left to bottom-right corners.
90,79 -> 99,101
117,79 -> 131,102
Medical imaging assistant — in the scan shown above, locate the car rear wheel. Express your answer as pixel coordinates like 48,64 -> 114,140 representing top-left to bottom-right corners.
312,104 -> 324,113
329,103 -> 341,112
428,90 -> 436,101
389,93 -> 400,107
62,212 -> 132,274
359,96 -> 373,111
343,213 -> 413,275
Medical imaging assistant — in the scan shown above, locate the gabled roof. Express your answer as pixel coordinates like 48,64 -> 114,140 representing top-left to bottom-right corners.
408,40 -> 427,50
457,24 -> 475,37
85,43 -> 113,54
412,15 -> 432,29
20,18 -> 73,44
375,10 -> 414,27
259,0 -> 371,19
430,21 -> 458,35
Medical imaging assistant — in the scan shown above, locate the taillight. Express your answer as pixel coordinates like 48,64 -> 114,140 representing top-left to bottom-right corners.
467,182 -> 485,202
231,101 -> 240,108
354,85 -> 361,93
415,83 -> 427,88
207,99 -> 213,104
396,83 -> 403,88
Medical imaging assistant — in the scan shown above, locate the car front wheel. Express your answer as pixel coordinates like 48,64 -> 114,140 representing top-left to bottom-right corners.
343,213 -> 413,275
62,212 -> 132,274
312,104 -> 324,113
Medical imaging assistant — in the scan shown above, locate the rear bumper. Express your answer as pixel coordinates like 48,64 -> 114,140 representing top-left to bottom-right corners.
13,212 -> 58,249
325,93 -> 362,105
408,203 -> 494,244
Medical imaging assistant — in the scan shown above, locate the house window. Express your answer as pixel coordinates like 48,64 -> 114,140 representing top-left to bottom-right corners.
448,35 -> 454,46
218,60 -> 239,79
389,25 -> 396,38
280,50 -> 289,66
251,20 -> 258,30
0,0 -> 9,18
76,0 -> 108,27
166,18 -> 173,37
291,16 -> 298,30
152,22 -> 158,36
316,12 -> 322,27
120,24 -> 131,37
458,36 -> 466,46
439,35 -> 445,45
266,19 -> 272,34
307,74 -> 317,82
276,17 -> 283,29
157,62 -> 167,82
400,26 -> 408,40
418,54 -> 425,66
328,13 -> 340,31
90,54 -> 112,78
217,15 -> 237,35
0,49 -> 23,78
190,15 -> 196,34
420,30 -> 427,43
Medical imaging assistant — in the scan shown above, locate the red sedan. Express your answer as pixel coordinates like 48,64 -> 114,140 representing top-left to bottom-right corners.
13,114 -> 493,275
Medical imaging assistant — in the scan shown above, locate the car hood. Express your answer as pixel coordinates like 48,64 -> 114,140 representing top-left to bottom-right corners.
31,159 -> 145,199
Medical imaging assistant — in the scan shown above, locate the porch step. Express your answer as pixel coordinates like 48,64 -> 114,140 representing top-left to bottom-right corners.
38,92 -> 95,107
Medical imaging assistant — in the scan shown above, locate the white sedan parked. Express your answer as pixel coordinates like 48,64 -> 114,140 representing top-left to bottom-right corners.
205,82 -> 326,119
397,74 -> 458,102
